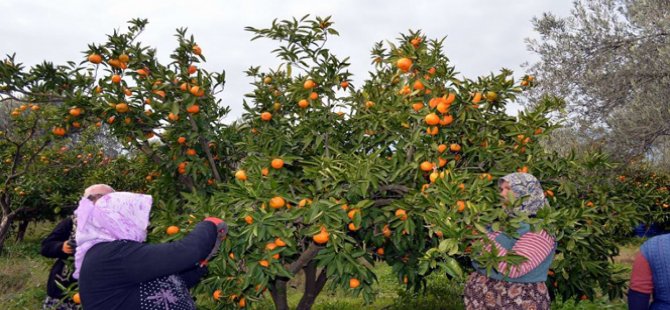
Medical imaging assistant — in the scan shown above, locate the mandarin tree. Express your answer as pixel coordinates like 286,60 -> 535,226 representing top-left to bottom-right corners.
2,16 -> 668,309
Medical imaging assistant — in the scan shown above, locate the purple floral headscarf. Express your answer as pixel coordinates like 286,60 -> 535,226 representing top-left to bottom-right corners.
73,192 -> 152,279
499,172 -> 549,216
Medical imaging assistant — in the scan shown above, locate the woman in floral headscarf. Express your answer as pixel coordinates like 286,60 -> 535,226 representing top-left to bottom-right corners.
73,191 -> 227,309
463,173 -> 556,310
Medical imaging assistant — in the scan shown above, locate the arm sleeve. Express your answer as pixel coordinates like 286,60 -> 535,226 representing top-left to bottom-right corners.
483,232 -> 509,256
629,252 -> 654,294
496,230 -> 555,278
628,289 -> 651,310
123,221 -> 218,283
179,266 -> 209,289
40,218 -> 73,259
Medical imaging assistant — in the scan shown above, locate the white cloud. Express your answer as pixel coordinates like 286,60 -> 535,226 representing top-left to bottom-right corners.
0,0 -> 572,119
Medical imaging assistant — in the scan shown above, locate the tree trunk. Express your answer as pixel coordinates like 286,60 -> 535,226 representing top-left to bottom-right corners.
269,280 -> 289,310
0,214 -> 15,254
15,219 -> 29,242
296,262 -> 328,310
270,243 -> 325,310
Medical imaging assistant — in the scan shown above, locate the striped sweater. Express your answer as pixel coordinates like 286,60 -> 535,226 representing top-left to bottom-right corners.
486,229 -> 555,278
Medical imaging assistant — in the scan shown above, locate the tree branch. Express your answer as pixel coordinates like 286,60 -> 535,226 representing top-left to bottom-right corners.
188,117 -> 221,182
378,184 -> 409,194
373,198 -> 396,207
286,243 -> 323,275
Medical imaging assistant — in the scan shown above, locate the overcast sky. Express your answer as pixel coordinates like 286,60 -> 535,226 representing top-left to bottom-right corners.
0,1 -> 572,120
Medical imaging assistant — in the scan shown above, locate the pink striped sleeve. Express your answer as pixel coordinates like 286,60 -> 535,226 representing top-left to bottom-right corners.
630,252 -> 653,294
483,231 -> 508,256
497,230 -> 554,278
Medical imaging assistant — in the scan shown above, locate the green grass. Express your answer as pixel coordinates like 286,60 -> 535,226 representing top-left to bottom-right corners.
0,223 -> 53,310
0,221 -> 638,309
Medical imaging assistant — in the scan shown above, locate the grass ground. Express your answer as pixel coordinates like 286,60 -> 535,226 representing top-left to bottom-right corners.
0,221 -> 637,309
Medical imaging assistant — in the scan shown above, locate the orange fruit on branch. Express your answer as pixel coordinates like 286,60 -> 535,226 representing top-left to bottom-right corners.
136,68 -> 149,77
260,112 -> 272,121
298,198 -> 312,208
395,209 -> 408,221
298,99 -> 309,109
271,158 -> 284,169
111,75 -> 121,84
265,242 -> 277,251
456,201 -> 466,212
52,127 -> 66,137
192,45 -> 202,55
413,80 -> 424,90
88,54 -> 102,64
118,53 -> 129,63
425,113 -> 440,126
108,59 -> 121,68
313,227 -> 330,244
235,170 -> 247,181
485,91 -> 498,102
186,105 -> 200,114
429,172 -> 440,183
420,161 -> 434,172
439,115 -> 453,126
244,215 -> 253,224
69,108 -> 82,117
347,209 -> 359,220
166,226 -> 180,235
303,79 -> 316,90
349,278 -> 361,289
396,57 -> 413,72
269,196 -> 286,209
115,103 -> 129,113
382,224 -> 392,237
472,92 -> 482,103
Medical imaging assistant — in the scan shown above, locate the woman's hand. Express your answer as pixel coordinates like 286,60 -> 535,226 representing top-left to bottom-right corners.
62,241 -> 74,255
200,217 -> 228,266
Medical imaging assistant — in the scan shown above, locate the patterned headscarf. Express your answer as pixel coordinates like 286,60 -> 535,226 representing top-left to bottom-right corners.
73,192 -> 152,279
499,173 -> 549,216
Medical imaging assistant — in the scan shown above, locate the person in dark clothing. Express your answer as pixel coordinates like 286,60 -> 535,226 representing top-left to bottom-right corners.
40,216 -> 78,310
41,184 -> 115,310
73,191 -> 226,309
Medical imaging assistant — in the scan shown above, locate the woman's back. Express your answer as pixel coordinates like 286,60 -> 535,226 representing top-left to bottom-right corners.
78,221 -> 216,309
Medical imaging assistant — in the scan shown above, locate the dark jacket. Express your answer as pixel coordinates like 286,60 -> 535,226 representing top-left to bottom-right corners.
41,217 -> 77,299
78,221 -> 217,309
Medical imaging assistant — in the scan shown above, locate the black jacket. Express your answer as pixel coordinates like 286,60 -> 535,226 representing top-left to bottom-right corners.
40,217 -> 77,299
78,221 -> 217,309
